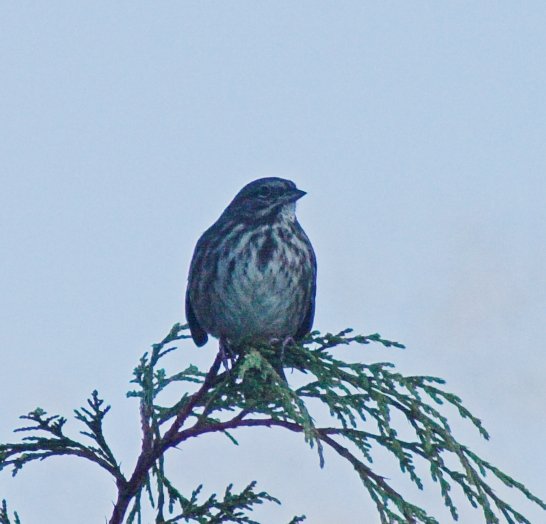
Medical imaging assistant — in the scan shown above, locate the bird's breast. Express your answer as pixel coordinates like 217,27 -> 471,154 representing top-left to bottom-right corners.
209,222 -> 308,342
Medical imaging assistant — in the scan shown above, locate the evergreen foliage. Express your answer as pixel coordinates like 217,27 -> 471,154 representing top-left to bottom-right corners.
1,324 -> 544,523
0,500 -> 20,524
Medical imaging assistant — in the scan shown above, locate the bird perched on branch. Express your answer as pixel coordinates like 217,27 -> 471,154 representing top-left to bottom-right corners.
185,177 -> 317,373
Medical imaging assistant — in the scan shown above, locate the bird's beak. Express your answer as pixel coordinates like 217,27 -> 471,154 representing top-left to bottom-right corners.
286,188 -> 307,203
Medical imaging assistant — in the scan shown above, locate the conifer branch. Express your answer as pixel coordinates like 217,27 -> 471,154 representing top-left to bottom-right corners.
1,324 -> 544,524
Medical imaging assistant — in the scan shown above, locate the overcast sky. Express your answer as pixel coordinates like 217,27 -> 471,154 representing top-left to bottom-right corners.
1,3 -> 545,523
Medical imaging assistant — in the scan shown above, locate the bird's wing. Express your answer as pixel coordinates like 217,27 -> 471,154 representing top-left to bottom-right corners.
294,243 -> 317,341
185,287 -> 208,347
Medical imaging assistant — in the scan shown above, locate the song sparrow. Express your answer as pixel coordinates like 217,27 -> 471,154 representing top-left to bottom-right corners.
185,177 -> 316,366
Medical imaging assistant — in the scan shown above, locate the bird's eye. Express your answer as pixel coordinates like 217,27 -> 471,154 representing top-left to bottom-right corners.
258,186 -> 272,198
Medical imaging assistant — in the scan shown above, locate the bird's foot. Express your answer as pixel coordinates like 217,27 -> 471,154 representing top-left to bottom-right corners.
219,337 -> 236,372
279,336 -> 296,363
267,336 -> 296,380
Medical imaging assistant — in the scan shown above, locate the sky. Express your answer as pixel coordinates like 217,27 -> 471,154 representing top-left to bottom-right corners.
1,2 -> 545,523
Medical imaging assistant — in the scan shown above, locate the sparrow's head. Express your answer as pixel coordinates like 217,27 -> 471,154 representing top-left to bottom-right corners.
225,177 -> 306,221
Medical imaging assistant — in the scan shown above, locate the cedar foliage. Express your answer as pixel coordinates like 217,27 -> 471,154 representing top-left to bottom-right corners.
1,324 -> 544,523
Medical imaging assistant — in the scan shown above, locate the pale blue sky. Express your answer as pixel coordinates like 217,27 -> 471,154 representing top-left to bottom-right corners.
1,3 -> 545,523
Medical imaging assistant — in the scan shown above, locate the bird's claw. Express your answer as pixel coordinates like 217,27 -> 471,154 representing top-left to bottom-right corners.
219,337 -> 236,373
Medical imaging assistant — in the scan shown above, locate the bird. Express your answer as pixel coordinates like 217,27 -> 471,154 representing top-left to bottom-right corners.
185,177 -> 317,374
